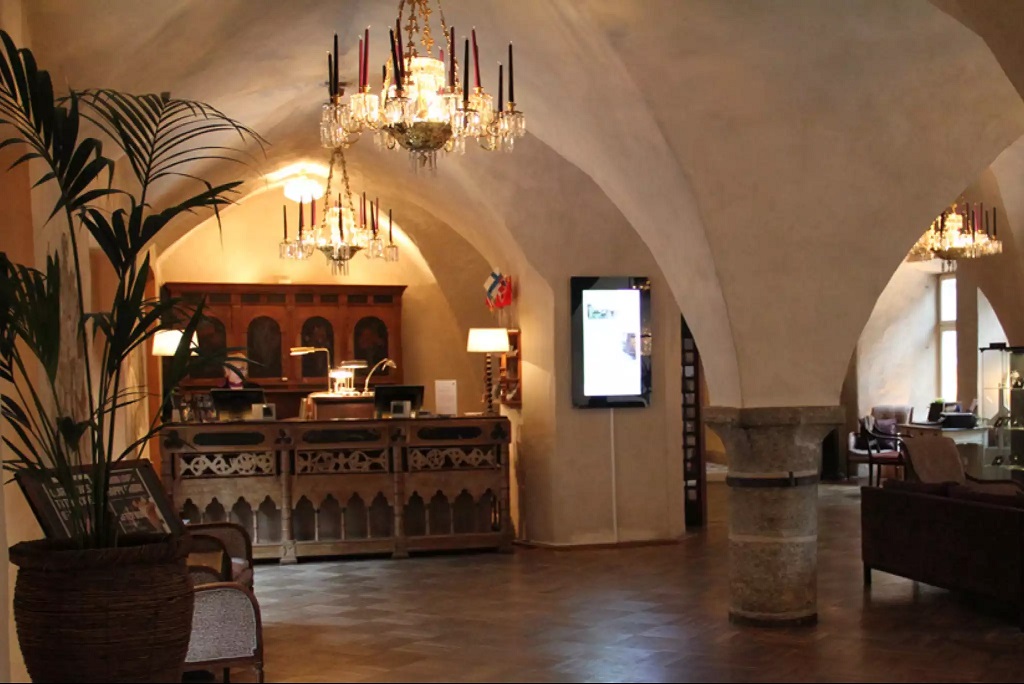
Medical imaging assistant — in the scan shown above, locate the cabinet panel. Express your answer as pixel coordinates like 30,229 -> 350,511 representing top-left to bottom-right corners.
161,283 -> 406,415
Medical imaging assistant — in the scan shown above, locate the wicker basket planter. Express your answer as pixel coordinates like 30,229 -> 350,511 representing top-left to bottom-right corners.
9,534 -> 194,683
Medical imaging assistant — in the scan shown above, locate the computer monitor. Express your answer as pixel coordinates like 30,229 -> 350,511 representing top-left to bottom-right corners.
210,388 -> 266,421
373,385 -> 424,418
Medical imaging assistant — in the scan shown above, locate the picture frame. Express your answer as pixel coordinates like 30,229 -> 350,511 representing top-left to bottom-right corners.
15,460 -> 184,541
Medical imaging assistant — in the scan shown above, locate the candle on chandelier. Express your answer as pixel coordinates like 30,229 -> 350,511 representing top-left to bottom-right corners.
472,28 -> 481,88
994,206 -> 998,237
282,205 -> 288,240
463,38 -> 470,104
375,197 -> 380,234
389,208 -> 393,244
449,27 -> 456,89
362,192 -> 367,227
364,27 -> 370,90
396,19 -> 405,81
389,29 -> 402,90
298,200 -> 304,237
498,63 -> 504,113
370,200 -> 377,236
334,33 -> 339,95
358,38 -> 363,91
311,197 -> 316,227
327,53 -> 334,98
509,43 -> 514,103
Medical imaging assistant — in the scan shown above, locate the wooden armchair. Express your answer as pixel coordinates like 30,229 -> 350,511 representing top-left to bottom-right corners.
848,419 -> 905,486
187,521 -> 254,589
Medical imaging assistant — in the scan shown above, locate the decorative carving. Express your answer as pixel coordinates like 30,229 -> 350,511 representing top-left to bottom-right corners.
179,452 -> 277,478
296,449 -> 390,473
408,447 -> 497,470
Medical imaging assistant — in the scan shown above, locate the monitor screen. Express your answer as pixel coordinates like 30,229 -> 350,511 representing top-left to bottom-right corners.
210,388 -> 266,420
373,385 -> 425,418
570,276 -> 652,409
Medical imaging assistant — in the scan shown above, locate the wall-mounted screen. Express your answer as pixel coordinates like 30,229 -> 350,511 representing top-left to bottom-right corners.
571,276 -> 652,408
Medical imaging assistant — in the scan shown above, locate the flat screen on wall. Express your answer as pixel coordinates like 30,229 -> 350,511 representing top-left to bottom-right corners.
571,276 -> 652,409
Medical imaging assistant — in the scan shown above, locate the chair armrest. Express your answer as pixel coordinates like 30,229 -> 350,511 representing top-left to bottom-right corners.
188,564 -> 225,587
187,521 -> 252,562
186,582 -> 263,668
188,534 -> 232,581
964,476 -> 1024,495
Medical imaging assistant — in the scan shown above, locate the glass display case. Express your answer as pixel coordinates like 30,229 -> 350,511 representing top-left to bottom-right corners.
978,344 -> 1024,479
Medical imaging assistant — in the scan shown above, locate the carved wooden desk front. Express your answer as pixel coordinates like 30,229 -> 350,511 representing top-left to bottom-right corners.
160,416 -> 512,563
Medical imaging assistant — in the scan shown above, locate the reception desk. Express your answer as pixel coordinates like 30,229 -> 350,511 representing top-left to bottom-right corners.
307,392 -> 375,420
160,415 -> 512,562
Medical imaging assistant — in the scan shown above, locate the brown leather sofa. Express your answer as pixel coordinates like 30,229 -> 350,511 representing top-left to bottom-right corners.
861,481 -> 1024,628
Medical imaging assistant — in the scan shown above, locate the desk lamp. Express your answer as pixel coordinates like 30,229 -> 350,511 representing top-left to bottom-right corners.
289,346 -> 332,391
467,328 -> 510,416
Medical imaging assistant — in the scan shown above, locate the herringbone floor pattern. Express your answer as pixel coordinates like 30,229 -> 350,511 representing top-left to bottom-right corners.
237,484 -> 1024,682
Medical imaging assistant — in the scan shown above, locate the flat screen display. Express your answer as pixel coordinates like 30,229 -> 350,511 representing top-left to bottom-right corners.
571,276 -> 651,408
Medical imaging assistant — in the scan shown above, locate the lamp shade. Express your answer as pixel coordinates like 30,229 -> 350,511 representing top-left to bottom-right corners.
152,330 -> 197,357
467,328 -> 510,353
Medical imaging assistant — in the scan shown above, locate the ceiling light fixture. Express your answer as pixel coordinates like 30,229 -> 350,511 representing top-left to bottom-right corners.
319,0 -> 525,170
907,200 -> 1002,263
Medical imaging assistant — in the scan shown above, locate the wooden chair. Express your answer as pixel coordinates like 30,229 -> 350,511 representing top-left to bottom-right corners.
848,417 -> 905,485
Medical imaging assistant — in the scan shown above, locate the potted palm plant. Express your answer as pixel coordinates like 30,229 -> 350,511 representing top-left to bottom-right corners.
0,31 -> 263,682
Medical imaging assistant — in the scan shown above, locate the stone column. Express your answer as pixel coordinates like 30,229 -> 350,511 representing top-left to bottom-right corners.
704,406 -> 844,626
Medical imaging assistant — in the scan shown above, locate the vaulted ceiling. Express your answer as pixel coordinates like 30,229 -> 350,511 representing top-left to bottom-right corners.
20,0 -> 1024,406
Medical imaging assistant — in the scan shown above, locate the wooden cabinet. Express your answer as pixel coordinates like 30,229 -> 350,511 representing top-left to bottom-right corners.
161,283 -> 405,416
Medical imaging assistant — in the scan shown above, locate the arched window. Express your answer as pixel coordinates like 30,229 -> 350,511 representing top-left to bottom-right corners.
301,316 -> 334,377
247,316 -> 281,378
193,316 -> 226,379
353,316 -> 389,374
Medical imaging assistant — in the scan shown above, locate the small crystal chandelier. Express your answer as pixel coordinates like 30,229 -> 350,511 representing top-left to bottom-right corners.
319,0 -> 525,170
279,149 -> 399,274
907,201 -> 1003,263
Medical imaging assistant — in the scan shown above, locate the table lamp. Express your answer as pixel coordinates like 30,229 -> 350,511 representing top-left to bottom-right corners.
290,346 -> 332,391
467,328 -> 510,415
151,329 -> 198,357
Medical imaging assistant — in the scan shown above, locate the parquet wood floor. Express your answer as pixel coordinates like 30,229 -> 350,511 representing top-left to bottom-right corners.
240,484 -> 1024,682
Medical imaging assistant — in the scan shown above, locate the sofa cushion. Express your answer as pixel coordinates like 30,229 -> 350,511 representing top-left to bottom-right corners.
948,484 -> 1024,509
881,478 -> 953,497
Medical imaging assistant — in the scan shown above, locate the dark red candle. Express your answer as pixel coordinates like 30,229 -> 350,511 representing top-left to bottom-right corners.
327,53 -> 334,97
396,19 -> 405,77
299,200 -> 304,236
389,29 -> 402,90
508,43 -> 514,103
994,206 -> 998,237
463,38 -> 470,103
358,38 -> 364,90
498,63 -> 503,113
472,28 -> 481,88
283,205 -> 288,240
364,27 -> 370,89
334,33 -> 339,95
311,197 -> 316,226
449,27 -> 456,88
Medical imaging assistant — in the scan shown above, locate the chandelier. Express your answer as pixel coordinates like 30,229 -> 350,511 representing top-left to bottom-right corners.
279,149 -> 398,274
907,201 -> 1002,263
319,0 -> 525,170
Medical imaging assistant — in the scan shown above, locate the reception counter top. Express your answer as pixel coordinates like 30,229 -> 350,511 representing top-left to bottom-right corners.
160,415 -> 512,562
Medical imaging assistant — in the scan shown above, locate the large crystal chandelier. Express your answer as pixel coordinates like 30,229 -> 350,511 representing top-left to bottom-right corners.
907,201 -> 1002,263
280,148 -> 398,275
319,0 -> 525,170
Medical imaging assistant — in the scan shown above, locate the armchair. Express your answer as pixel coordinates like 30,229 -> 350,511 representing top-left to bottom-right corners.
184,582 -> 264,683
847,415 -> 906,486
903,435 -> 1023,495
187,521 -> 254,589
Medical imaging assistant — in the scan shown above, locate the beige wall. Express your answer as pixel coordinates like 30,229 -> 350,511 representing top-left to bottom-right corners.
856,262 -> 940,420
156,186 -> 487,416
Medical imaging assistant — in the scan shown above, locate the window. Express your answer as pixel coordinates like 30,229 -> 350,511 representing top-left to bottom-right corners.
938,275 -> 957,402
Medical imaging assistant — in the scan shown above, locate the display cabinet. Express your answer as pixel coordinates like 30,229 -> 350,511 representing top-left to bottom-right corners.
160,282 -> 405,418
977,344 -> 1024,479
